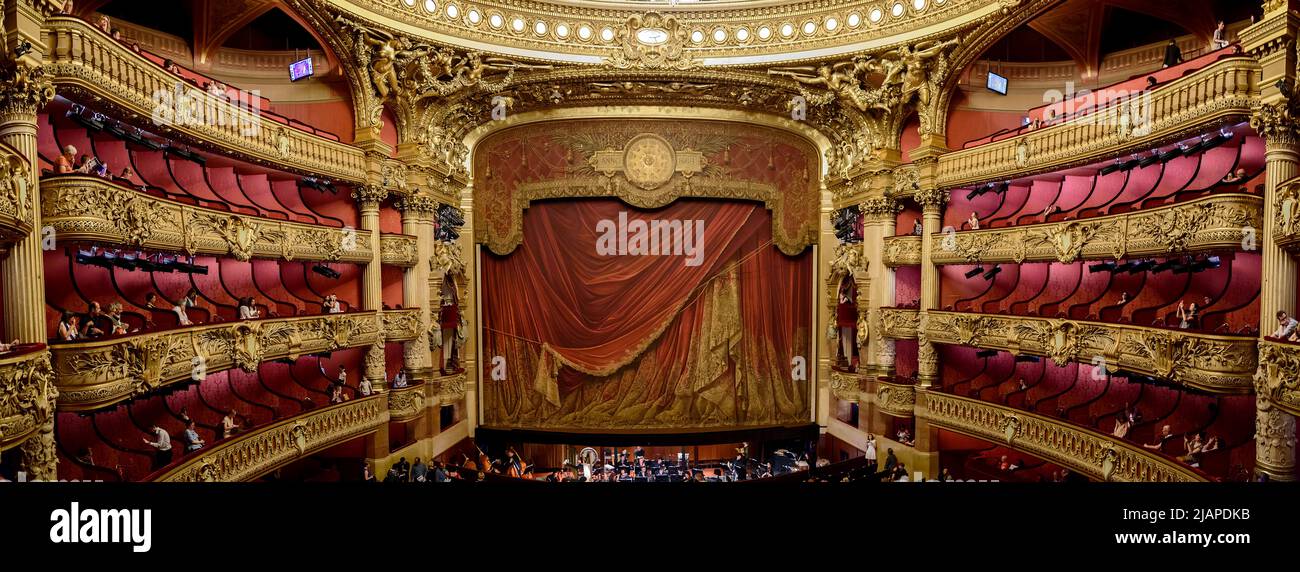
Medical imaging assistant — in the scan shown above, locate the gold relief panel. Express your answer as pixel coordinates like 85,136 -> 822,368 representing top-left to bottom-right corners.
880,308 -> 920,339
934,56 -> 1258,189
875,378 -> 916,417
0,348 -> 56,453
0,146 -> 33,244
42,17 -> 367,183
51,312 -> 384,411
473,119 -> 819,256
42,176 -> 374,264
882,235 -> 922,266
155,395 -> 389,482
930,194 -> 1262,265
380,234 -> 419,267
382,308 -> 424,341
388,383 -> 426,421
925,311 -> 1257,394
1274,178 -> 1300,255
922,392 -> 1206,482
829,371 -> 862,403
1255,340 -> 1300,418
437,372 -> 468,406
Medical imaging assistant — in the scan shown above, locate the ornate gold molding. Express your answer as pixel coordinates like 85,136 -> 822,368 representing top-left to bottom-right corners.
1257,340 -> 1300,418
883,235 -> 922,266
0,62 -> 56,116
51,312 -> 384,411
925,311 -> 1258,394
0,348 -> 56,454
875,378 -> 916,417
880,308 -> 920,339
1273,177 -> 1300,254
380,234 -> 419,266
829,370 -> 862,403
42,16 -> 368,183
0,144 -> 33,245
922,391 -> 1207,482
387,382 -> 426,421
154,395 -> 389,482
934,56 -> 1258,189
382,308 -> 423,341
42,175 -> 375,264
435,371 -> 467,405
931,194 -> 1262,265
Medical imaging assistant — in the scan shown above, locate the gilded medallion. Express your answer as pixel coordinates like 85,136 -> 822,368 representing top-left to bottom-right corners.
622,134 -> 676,190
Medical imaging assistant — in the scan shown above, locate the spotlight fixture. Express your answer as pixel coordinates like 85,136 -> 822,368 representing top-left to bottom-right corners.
975,350 -> 998,358
312,264 -> 341,279
982,265 -> 1002,280
13,40 -> 32,58
965,266 -> 985,279
1088,261 -> 1116,273
1099,160 -> 1123,176
1138,151 -> 1161,168
1014,355 -> 1040,363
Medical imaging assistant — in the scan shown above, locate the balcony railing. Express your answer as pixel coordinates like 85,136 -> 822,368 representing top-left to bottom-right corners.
0,346 -> 53,452
875,378 -> 916,418
922,391 -> 1206,482
883,236 -> 922,267
880,308 -> 920,339
382,309 -> 423,342
388,382 -> 427,422
42,175 -> 374,264
153,395 -> 389,482
51,311 -> 384,411
925,310 -> 1257,394
380,235 -> 419,267
1257,339 -> 1300,418
933,56 -> 1258,189
931,194 -> 1262,265
42,16 -> 367,183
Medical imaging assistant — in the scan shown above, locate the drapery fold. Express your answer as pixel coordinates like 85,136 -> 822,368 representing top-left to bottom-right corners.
482,199 -> 811,429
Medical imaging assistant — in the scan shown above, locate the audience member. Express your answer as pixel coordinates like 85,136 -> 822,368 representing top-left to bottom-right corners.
174,288 -> 200,325
1162,39 -> 1183,68
105,302 -> 127,335
57,312 -> 80,341
0,338 -> 20,353
237,297 -> 260,320
142,425 -> 172,470
81,302 -> 106,338
967,211 -> 980,230
182,421 -> 204,452
221,409 -> 239,439
55,145 -> 76,173
1271,310 -> 1298,340
1212,21 -> 1229,50
411,457 -> 428,482
95,14 -> 111,34
1143,424 -> 1176,452
1221,168 -> 1248,185
358,375 -> 372,397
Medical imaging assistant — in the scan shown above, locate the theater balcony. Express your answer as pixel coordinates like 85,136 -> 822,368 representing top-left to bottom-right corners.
40,175 -> 421,265
153,394 -> 389,482
0,345 -> 55,453
41,16 -> 369,182
921,391 -> 1205,482
923,310 -> 1257,394
931,52 -> 1257,190
930,194 -> 1262,265
1257,339 -> 1300,419
48,310 -> 410,411
386,381 -> 426,423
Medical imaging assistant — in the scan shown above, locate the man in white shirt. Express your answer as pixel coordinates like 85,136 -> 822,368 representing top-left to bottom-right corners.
143,426 -> 172,470
1272,311 -> 1298,340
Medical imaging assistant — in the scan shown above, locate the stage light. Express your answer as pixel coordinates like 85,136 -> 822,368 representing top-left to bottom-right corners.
1151,259 -> 1179,273
1099,160 -> 1123,176
1138,151 -> 1161,168
975,350 -> 998,358
312,264 -> 341,279
982,265 -> 1002,280
1128,260 -> 1155,274
1088,261 -> 1116,273
1014,355 -> 1040,363
965,266 -> 985,279
14,40 -> 32,58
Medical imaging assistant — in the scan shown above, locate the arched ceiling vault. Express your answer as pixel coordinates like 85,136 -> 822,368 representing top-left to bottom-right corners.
1026,0 -> 1214,77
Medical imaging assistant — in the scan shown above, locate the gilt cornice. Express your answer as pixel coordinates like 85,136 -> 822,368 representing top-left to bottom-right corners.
924,311 -> 1258,394
922,391 -> 1207,482
50,312 -> 385,411
42,176 -> 375,264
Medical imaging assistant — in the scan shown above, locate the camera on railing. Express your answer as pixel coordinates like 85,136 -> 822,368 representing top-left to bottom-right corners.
832,206 -> 861,244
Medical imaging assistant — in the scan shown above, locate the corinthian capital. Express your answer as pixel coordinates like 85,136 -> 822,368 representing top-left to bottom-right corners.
396,192 -> 439,216
0,63 -> 55,117
1251,101 -> 1300,148
350,184 -> 390,208
914,187 -> 949,211
860,196 -> 901,221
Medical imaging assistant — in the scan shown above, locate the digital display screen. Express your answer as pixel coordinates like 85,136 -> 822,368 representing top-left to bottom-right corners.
987,72 -> 1008,95
289,57 -> 314,82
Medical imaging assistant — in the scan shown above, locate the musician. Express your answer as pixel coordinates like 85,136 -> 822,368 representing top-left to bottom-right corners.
506,448 -> 526,478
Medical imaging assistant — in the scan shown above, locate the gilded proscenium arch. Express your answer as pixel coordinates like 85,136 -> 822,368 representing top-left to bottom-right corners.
41,16 -> 369,183
465,107 -> 832,256
931,55 -> 1259,189
41,175 -> 376,264
924,310 -> 1258,394
928,193 -> 1263,265
153,394 -> 389,482
48,310 -> 421,411
318,0 -> 1017,66
922,391 -> 1207,482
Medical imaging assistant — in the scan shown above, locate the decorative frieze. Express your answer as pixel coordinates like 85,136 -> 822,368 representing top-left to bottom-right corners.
0,348 -> 56,454
930,194 -> 1262,265
51,312 -> 384,411
875,379 -> 916,418
883,235 -> 923,267
880,308 -> 921,339
387,383 -> 426,422
382,309 -> 423,342
42,176 -> 374,263
925,311 -> 1258,394
0,145 -> 33,244
1257,340 -> 1300,418
154,395 -> 389,482
922,391 -> 1206,482
380,234 -> 419,267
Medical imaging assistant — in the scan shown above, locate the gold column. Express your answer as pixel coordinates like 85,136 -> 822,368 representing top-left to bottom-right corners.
396,192 -> 438,382
1242,1 -> 1300,481
459,182 -> 477,434
914,188 -> 948,388
353,185 -> 388,391
815,181 -> 835,426
861,196 -> 899,379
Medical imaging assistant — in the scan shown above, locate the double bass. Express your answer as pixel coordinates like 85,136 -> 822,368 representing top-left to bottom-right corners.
506,447 -> 528,478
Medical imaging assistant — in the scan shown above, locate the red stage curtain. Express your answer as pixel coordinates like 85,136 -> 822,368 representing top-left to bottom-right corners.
482,199 -> 811,429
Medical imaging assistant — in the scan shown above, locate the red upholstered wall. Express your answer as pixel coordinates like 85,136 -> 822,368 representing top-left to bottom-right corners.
895,266 -> 920,307
269,98 -> 355,143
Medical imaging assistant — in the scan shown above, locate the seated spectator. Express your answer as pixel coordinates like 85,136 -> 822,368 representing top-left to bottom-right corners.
237,297 -> 260,320
998,455 -> 1010,471
207,81 -> 228,98
129,42 -> 141,53
967,212 -> 980,230
1221,168 -> 1248,185
411,457 -> 428,482
105,302 -> 128,335
143,292 -> 159,310
1146,76 -> 1158,90
391,368 -> 408,388
162,59 -> 182,75
174,288 -> 199,325
60,0 -> 73,15
111,28 -> 122,41
1271,310 -> 1298,340
912,219 -> 923,236
182,421 -> 204,452
56,312 -> 80,341
220,409 -> 239,439
1178,432 -> 1205,465
328,384 -> 349,404
1143,424 -> 1176,452
95,14 -> 111,34
54,145 -> 76,173
81,302 -> 106,338
1112,413 -> 1132,438
73,154 -> 93,173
